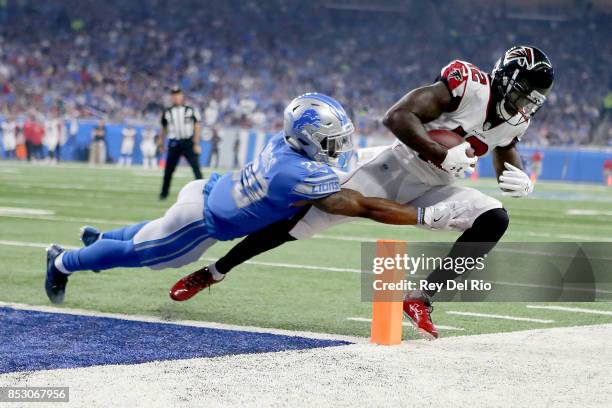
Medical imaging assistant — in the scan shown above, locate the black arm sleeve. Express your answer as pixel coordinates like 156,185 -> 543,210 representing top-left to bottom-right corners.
214,205 -> 311,274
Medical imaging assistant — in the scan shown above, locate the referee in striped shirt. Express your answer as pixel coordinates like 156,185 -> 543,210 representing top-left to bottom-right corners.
158,87 -> 203,200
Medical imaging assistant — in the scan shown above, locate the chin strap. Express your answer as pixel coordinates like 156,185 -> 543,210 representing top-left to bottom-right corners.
496,99 -> 512,121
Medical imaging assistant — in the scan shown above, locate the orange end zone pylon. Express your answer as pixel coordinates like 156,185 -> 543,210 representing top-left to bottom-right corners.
370,240 -> 407,345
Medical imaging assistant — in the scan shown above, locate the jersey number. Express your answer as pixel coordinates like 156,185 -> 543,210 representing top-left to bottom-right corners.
468,63 -> 487,85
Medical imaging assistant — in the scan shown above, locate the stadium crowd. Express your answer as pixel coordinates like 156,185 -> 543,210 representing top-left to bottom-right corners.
0,0 -> 610,146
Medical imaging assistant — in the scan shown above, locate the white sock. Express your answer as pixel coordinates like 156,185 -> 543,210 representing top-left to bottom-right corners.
208,263 -> 225,281
54,252 -> 71,275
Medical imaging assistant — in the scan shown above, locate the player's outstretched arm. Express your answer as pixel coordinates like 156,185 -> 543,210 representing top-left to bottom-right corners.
312,188 -> 417,224
311,188 -> 469,229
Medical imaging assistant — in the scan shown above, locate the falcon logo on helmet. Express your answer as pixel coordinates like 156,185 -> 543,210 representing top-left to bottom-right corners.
504,46 -> 536,70
503,46 -> 552,71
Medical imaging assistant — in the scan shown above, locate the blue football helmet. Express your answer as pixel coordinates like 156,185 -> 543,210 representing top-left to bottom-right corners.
283,93 -> 354,166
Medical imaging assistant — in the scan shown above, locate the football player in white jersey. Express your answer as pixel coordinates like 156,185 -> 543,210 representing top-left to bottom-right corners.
140,127 -> 158,168
118,125 -> 137,167
1,117 -> 17,159
173,45 -> 554,340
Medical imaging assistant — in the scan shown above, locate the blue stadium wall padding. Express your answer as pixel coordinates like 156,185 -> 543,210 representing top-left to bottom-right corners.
476,146 -> 612,183
1,119 -> 611,183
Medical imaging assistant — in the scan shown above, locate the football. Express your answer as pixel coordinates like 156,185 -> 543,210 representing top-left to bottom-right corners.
427,129 -> 475,157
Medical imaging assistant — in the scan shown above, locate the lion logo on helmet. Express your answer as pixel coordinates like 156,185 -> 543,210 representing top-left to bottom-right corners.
292,108 -> 321,132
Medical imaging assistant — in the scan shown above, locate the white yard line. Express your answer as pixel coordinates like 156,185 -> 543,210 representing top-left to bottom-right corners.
0,207 -> 55,216
0,214 -> 131,225
0,240 -> 79,250
346,317 -> 465,331
0,301 -> 366,344
1,240 -> 610,294
526,305 -> 612,316
314,234 -> 377,242
446,311 -> 554,323
566,209 -> 612,216
490,280 -> 612,295
3,209 -> 611,242
0,240 -> 362,274
201,257 -> 361,273
523,231 -> 612,241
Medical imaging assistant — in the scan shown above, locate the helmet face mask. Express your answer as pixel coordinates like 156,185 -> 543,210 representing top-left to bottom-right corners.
502,79 -> 548,125
284,93 -> 355,166
492,45 -> 554,126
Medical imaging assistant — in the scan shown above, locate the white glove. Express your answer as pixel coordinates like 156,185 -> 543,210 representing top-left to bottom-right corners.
419,200 -> 471,231
440,142 -> 478,178
498,162 -> 533,197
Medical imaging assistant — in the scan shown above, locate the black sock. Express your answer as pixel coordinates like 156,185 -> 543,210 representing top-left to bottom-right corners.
214,206 -> 309,274
423,208 -> 509,297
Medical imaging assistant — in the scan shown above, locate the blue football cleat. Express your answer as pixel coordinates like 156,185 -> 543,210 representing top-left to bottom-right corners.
45,244 -> 68,304
80,226 -> 101,273
80,226 -> 101,247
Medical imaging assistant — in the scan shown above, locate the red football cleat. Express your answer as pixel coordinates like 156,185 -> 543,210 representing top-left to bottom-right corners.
169,266 -> 223,301
403,297 -> 439,340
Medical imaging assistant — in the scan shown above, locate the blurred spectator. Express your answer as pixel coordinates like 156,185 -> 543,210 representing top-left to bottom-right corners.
23,116 -> 44,161
43,114 -> 64,163
1,116 -> 16,159
604,158 -> 612,186
0,0 -> 609,146
140,126 -> 157,169
207,127 -> 220,168
530,150 -> 543,182
233,135 -> 240,169
118,124 -> 136,166
89,119 -> 107,165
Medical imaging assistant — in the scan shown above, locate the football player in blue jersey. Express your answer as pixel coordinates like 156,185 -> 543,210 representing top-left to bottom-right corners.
45,93 -> 468,304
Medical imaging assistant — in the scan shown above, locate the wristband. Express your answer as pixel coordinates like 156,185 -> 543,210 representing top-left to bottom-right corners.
417,207 -> 425,225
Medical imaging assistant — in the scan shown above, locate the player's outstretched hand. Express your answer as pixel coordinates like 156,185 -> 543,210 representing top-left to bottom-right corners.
440,142 -> 478,178
422,200 -> 471,230
498,162 -> 534,197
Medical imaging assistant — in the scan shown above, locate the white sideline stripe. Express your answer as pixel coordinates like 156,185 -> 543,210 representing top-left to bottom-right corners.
1,240 -> 611,297
0,214 -> 130,225
201,257 -> 361,273
3,211 -> 611,242
0,240 -> 362,274
5,212 -> 611,257
526,305 -> 612,316
446,311 -> 554,323
566,209 -> 612,217
0,207 -> 55,216
2,239 -> 612,299
0,301 -> 366,344
524,231 -> 612,241
0,240 -> 79,250
346,317 -> 465,331
315,234 -> 376,242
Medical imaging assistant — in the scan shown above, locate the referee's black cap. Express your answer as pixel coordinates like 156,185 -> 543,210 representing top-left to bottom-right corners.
170,86 -> 182,94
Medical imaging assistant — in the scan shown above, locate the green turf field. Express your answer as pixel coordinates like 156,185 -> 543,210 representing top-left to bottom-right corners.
1,162 -> 611,339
